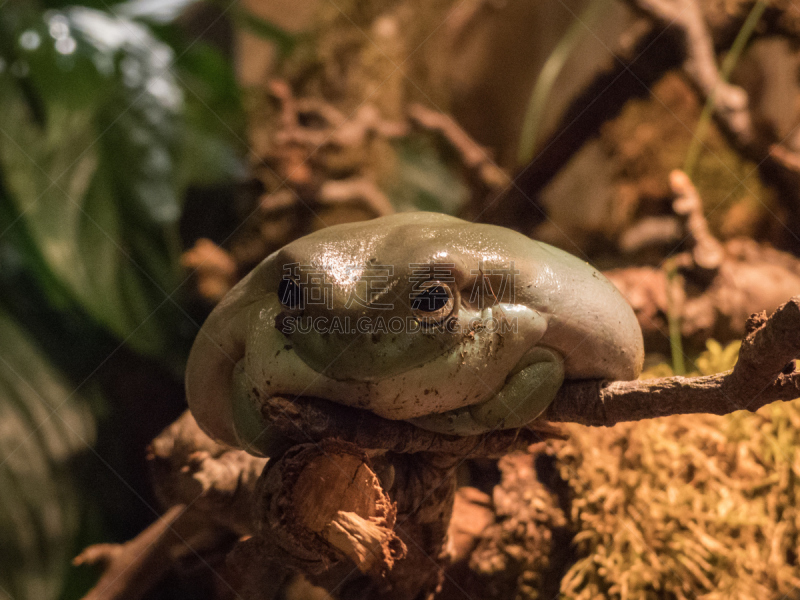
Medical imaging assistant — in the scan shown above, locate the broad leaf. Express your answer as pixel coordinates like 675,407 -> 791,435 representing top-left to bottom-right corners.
385,135 -> 470,214
0,308 -> 97,600
0,7 -> 186,357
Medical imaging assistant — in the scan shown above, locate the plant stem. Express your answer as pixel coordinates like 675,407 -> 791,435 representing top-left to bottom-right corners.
516,0 -> 612,166
665,259 -> 686,376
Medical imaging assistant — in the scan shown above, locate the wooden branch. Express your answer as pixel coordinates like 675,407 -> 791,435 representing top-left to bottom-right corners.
624,0 -> 755,146
255,390 -> 566,458
545,297 -> 800,426
73,505 -> 219,600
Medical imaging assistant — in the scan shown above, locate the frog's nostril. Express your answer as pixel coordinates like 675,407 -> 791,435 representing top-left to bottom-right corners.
278,278 -> 302,310
275,312 -> 295,336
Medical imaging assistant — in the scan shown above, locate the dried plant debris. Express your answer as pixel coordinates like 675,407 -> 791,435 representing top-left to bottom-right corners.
184,81 -> 508,303
606,170 -> 800,352
553,400 -> 800,599
465,454 -> 567,600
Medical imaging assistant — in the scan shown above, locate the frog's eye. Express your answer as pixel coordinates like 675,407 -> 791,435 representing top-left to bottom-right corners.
278,278 -> 302,310
411,281 -> 455,323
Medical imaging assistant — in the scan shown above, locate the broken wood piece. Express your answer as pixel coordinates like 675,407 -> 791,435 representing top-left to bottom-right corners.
324,511 -> 404,574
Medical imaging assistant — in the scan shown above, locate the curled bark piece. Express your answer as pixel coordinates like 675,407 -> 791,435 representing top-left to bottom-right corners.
252,440 -> 405,576
545,296 -> 800,426
324,511 -> 403,574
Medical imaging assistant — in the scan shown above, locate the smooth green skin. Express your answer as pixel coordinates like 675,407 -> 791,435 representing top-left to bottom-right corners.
186,212 -> 644,455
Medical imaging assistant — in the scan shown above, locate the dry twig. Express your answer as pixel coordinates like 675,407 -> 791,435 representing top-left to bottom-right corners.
73,505 -> 224,600
623,0 -> 755,146
607,170 -> 800,348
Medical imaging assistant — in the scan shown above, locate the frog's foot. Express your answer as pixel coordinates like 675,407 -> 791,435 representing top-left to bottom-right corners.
230,361 -> 295,457
409,348 -> 564,436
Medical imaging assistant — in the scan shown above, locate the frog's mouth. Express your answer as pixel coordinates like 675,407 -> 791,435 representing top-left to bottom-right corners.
235,304 -> 550,421
272,309 -> 465,383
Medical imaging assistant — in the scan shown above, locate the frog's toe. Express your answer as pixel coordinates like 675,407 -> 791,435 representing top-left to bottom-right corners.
409,348 -> 564,436
231,362 -> 293,457
408,405 -> 491,436
468,347 -> 564,431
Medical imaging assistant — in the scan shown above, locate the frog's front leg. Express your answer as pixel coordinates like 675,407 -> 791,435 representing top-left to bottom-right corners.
409,348 -> 564,435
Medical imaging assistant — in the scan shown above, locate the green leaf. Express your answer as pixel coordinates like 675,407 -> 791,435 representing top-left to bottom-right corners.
233,8 -> 298,57
171,42 -> 247,188
0,308 -> 97,600
0,7 -> 187,357
385,135 -> 470,214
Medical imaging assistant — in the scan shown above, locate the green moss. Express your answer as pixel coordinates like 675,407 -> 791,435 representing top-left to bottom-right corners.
552,341 -> 800,599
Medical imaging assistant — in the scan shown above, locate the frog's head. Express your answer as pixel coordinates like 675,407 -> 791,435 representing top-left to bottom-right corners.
187,213 -> 546,445
186,212 -> 643,448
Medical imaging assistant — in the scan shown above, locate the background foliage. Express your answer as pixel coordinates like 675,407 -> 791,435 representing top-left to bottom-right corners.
0,1 -> 245,598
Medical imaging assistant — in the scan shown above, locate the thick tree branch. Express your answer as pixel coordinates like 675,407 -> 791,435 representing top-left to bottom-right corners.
255,390 -> 566,458
73,505 -> 227,600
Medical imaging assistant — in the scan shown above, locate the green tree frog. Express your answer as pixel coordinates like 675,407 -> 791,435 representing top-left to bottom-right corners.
186,212 -> 643,455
